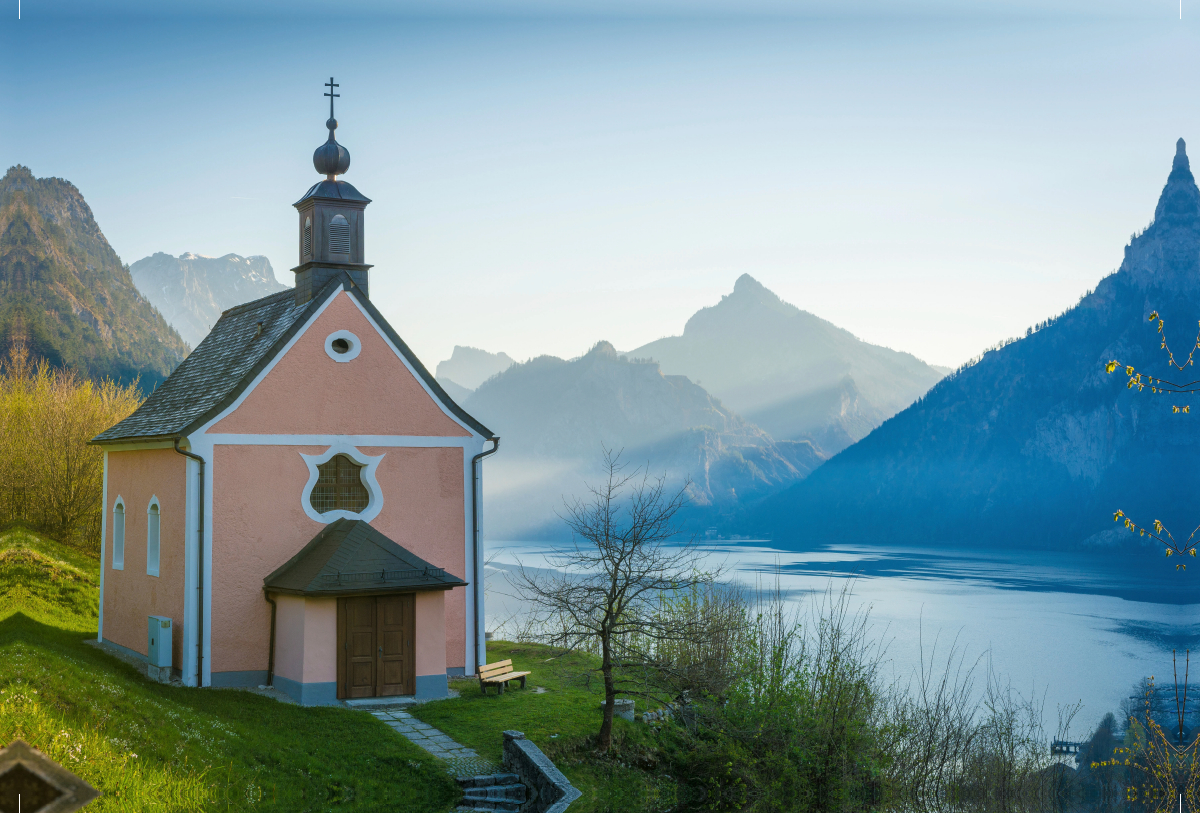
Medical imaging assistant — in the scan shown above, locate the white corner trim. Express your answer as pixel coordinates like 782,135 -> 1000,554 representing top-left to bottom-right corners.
99,452 -> 108,641
299,444 -> 385,523
324,329 -> 361,362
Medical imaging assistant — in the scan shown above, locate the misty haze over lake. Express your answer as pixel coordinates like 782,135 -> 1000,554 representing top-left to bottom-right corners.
485,539 -> 1197,737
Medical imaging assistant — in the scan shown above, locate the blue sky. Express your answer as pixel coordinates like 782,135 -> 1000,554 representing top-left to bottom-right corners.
5,3 -> 1200,369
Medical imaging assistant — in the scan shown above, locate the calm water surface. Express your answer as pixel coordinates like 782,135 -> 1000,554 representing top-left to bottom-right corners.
484,540 -> 1200,737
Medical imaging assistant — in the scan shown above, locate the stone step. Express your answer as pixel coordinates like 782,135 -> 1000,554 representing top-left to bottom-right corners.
461,783 -> 526,803
457,773 -> 521,788
456,798 -> 523,813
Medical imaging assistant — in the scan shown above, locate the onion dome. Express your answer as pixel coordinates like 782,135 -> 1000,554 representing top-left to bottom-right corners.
314,117 -> 351,178
313,78 -> 351,179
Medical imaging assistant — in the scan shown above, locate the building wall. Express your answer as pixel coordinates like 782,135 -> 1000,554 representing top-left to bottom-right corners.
102,449 -> 187,668
302,597 -> 337,684
272,594 -> 306,684
414,590 -> 448,699
208,444 -> 467,677
207,291 -> 469,438
271,595 -> 338,705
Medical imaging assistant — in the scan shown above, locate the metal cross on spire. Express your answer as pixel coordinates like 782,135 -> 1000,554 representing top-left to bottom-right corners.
324,77 -> 340,121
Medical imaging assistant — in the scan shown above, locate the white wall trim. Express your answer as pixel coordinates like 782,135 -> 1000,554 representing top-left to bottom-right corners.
95,440 -> 179,452
203,442 -> 213,687
299,444 -> 385,524
462,448 -> 475,675
98,452 -> 108,641
195,286 -> 483,443
202,434 -> 477,448
181,455 -> 200,687
474,451 -> 487,671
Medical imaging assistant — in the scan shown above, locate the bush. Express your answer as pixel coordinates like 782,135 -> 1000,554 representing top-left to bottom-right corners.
0,345 -> 141,550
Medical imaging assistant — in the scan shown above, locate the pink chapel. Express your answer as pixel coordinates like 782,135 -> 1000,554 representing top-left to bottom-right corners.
92,81 -> 499,705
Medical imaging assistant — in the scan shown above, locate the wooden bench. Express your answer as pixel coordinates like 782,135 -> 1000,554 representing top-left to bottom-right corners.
477,659 -> 531,695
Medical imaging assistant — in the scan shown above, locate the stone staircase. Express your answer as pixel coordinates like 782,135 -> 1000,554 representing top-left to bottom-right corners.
455,772 -> 527,812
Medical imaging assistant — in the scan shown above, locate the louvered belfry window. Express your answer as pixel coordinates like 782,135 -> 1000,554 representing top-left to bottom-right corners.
311,454 -> 369,514
328,214 -> 351,255
303,217 -> 312,257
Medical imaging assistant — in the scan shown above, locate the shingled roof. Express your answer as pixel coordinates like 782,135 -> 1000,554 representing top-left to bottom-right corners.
263,518 -> 467,596
92,275 -> 494,444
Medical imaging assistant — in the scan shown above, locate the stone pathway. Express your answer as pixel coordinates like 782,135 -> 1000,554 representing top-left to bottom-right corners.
370,709 -> 498,778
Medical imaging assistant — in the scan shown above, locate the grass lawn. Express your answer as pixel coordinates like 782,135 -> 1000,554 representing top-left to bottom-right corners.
0,528 -> 461,812
410,640 -> 683,813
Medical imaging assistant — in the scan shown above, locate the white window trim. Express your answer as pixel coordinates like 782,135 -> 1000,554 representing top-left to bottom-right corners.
324,329 -> 361,363
299,444 -> 385,523
112,497 -> 126,571
147,495 -> 161,578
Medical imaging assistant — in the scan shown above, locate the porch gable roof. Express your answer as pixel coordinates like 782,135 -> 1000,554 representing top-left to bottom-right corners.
263,518 -> 467,596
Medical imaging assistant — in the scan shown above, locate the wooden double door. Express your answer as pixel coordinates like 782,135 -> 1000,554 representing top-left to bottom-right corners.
337,594 -> 416,699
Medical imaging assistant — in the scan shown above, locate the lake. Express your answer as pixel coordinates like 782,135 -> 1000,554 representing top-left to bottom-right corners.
483,539 -> 1200,738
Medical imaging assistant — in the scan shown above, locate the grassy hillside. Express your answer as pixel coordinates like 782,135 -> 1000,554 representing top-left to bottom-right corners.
414,641 -> 681,812
0,528 -> 459,812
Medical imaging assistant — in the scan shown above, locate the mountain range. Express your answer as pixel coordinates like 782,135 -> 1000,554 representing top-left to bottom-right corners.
129,252 -> 287,348
0,166 -> 187,389
628,274 -> 949,455
751,138 -> 1200,552
460,340 -> 826,538
450,278 -> 950,537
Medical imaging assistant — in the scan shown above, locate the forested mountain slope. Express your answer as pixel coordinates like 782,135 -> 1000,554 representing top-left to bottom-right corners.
0,166 -> 186,388
752,139 -> 1200,551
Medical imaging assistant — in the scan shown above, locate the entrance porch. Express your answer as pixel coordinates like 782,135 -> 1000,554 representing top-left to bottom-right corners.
264,518 -> 466,706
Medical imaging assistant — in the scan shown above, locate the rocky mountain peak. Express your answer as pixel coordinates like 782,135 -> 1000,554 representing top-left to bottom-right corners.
434,345 -> 515,391
732,273 -> 766,295
1119,139 -> 1200,290
129,251 -> 286,348
586,340 -> 619,358
1153,137 -> 1199,229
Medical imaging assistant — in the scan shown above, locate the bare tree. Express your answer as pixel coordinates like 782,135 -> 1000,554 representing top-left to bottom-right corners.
512,448 -> 716,752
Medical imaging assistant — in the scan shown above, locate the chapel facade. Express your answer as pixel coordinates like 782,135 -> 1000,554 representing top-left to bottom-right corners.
92,81 -> 499,705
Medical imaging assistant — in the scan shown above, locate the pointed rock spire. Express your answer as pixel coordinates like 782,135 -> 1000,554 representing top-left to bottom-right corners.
1154,137 -> 1199,229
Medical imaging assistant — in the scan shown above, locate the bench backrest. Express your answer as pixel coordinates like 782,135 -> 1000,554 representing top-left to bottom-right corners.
478,659 -> 515,679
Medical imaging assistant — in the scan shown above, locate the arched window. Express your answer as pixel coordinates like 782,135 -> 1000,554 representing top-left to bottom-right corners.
310,454 -> 369,514
328,214 -> 350,255
147,499 -> 161,577
112,500 -> 125,570
303,217 -> 312,258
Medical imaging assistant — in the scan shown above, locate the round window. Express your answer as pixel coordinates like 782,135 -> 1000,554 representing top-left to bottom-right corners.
324,331 -> 361,362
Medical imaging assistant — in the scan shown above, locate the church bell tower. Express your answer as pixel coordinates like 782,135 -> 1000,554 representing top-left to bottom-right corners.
293,78 -> 372,305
